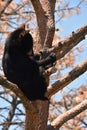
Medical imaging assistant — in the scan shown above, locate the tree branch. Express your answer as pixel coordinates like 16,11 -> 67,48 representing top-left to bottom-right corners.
31,0 -> 55,48
0,76 -> 34,110
49,24 -> 87,60
46,60 -> 87,98
51,100 -> 87,129
0,0 -> 13,16
40,0 -> 56,48
31,0 -> 47,46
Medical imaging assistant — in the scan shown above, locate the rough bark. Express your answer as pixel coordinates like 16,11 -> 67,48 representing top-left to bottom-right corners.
31,0 -> 47,47
40,0 -> 55,48
25,100 -> 49,130
31,0 -> 55,48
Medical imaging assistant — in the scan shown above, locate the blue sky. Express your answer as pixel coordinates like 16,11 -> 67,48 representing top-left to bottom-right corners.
57,1 -> 87,37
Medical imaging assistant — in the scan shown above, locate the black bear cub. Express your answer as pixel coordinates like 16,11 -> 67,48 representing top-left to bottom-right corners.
2,24 -> 56,100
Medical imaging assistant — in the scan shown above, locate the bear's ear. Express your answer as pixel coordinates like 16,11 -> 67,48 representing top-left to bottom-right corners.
19,23 -> 25,30
15,24 -> 25,34
10,24 -> 25,41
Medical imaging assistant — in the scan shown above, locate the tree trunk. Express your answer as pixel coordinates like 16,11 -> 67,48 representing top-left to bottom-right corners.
25,100 -> 49,130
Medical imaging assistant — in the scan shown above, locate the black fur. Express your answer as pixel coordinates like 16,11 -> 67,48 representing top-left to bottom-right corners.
2,24 -> 56,100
